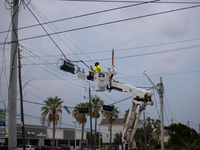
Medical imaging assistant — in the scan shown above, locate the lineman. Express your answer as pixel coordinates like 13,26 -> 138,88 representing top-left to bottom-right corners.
87,62 -> 102,80
90,62 -> 102,72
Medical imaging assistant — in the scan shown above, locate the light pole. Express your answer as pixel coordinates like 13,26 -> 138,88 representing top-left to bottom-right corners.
73,121 -> 76,150
143,71 -> 164,150
98,124 -> 101,150
83,82 -> 93,150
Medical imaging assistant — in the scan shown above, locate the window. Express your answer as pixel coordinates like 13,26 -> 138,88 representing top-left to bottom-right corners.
108,126 -> 110,131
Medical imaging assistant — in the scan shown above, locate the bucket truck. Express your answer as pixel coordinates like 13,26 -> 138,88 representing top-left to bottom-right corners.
92,50 -> 153,150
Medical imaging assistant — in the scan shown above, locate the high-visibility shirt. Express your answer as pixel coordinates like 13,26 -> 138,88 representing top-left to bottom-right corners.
93,65 -> 102,72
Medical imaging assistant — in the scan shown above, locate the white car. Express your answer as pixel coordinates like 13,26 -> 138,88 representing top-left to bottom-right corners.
17,145 -> 35,150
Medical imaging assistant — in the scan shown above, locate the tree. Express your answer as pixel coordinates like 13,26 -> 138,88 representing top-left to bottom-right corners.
72,102 -> 88,150
103,105 -> 119,150
183,140 -> 200,150
40,96 -> 63,150
153,119 -> 161,145
164,123 -> 200,149
91,98 -> 104,150
114,132 -> 122,145
146,117 -> 155,146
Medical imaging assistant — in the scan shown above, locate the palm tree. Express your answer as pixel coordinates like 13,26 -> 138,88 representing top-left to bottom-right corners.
40,96 -> 63,150
103,105 -> 119,150
91,98 -> 104,150
72,102 -> 88,150
146,117 -> 154,146
154,119 -> 161,145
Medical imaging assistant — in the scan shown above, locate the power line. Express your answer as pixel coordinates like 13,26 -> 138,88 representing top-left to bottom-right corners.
21,44 -> 200,64
59,0 -> 200,4
0,0 -> 159,34
2,4 -> 200,45
25,3 -> 69,61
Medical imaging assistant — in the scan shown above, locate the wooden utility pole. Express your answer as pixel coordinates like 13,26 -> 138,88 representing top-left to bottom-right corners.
143,111 -> 147,150
18,48 -> 26,150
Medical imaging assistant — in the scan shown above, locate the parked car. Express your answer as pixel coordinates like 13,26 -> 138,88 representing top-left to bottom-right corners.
41,146 -> 51,150
17,145 -> 35,150
53,146 -> 63,150
35,146 -> 42,150
58,144 -> 70,150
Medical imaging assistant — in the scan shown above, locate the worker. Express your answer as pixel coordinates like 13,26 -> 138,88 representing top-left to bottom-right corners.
90,62 -> 102,72
87,62 -> 102,80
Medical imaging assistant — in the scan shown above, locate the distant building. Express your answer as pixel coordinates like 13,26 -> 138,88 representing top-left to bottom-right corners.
151,131 -> 169,144
4,124 -> 87,148
100,118 -> 125,144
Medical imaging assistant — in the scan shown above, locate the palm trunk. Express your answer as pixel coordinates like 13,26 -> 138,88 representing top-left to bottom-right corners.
94,117 -> 97,150
81,122 -> 84,150
52,119 -> 55,150
109,122 -> 112,150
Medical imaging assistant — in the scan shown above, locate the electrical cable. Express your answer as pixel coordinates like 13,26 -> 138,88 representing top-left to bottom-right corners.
20,43 -> 200,64
164,93 -> 178,123
21,46 -> 87,85
59,0 -> 200,4
25,3 -> 69,62
2,4 -> 200,45
0,0 -> 159,34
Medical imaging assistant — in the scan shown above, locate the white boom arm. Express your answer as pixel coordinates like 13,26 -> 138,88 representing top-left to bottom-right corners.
94,71 -> 153,149
111,81 -> 153,149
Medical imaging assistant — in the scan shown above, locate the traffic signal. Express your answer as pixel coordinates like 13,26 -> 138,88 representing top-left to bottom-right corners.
103,105 -> 113,111
79,108 -> 89,113
60,61 -> 75,74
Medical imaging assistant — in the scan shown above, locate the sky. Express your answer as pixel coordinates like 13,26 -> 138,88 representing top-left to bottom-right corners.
0,0 -> 200,134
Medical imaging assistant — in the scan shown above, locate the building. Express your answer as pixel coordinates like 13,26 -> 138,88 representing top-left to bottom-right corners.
100,118 -> 125,144
151,131 -> 169,145
3,124 -> 87,148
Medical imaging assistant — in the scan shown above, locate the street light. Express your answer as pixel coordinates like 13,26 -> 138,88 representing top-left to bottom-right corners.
73,121 -> 76,150
98,124 -> 101,150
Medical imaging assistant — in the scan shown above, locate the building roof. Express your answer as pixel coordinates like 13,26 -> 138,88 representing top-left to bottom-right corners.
151,131 -> 168,136
100,118 -> 125,125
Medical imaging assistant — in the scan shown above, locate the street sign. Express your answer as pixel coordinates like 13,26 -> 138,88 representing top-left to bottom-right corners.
0,109 -> 6,143
0,139 -> 5,143
63,106 -> 71,114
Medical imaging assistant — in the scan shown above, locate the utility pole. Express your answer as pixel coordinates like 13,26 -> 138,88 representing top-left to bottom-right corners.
73,121 -> 76,150
171,118 -> 173,124
143,71 -> 164,150
199,124 -> 200,134
98,124 -> 101,150
143,111 -> 147,150
18,48 -> 26,150
159,77 -> 164,150
9,0 -> 19,149
89,85 -> 93,150
187,121 -> 190,127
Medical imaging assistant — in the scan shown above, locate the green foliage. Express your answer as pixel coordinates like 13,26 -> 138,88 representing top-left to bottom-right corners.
103,105 -> 119,150
164,123 -> 200,149
183,140 -> 200,150
72,102 -> 88,125
40,96 -> 63,126
114,132 -> 122,145
40,96 -> 64,150
72,102 -> 88,150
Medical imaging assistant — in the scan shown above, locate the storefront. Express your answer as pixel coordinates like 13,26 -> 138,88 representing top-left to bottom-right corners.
17,124 -> 47,146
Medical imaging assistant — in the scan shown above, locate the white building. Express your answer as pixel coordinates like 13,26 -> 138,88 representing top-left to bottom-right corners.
4,124 -> 87,148
100,118 -> 125,144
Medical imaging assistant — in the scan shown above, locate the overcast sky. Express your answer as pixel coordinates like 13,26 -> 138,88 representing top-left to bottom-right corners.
0,0 -> 200,133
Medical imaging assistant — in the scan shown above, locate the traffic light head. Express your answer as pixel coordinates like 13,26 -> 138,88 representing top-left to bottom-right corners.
79,108 -> 89,113
103,105 -> 113,111
60,61 -> 75,74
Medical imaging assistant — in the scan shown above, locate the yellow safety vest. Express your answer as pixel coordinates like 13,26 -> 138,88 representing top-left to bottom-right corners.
93,65 -> 102,72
